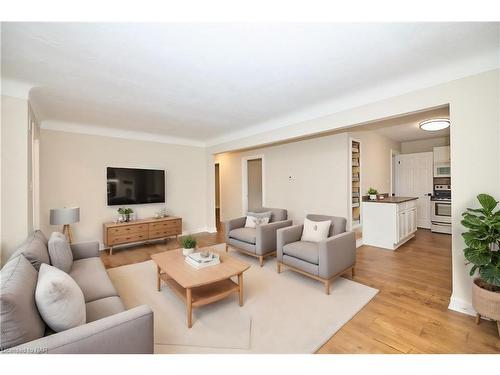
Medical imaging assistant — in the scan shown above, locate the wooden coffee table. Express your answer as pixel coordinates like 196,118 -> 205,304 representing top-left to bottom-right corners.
151,243 -> 250,328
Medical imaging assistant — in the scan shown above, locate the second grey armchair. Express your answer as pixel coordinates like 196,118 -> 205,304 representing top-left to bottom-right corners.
225,207 -> 292,266
276,214 -> 356,294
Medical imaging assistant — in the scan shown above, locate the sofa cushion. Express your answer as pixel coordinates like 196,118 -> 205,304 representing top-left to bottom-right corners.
35,263 -> 86,332
69,258 -> 118,303
301,218 -> 331,243
9,231 -> 50,271
283,241 -> 320,265
85,296 -> 125,323
244,215 -> 270,228
229,227 -> 257,244
0,255 -> 45,350
48,232 -> 73,273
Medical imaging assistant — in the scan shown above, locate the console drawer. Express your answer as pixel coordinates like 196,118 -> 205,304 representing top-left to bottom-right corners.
108,231 -> 148,245
108,224 -> 148,236
149,219 -> 181,230
149,228 -> 180,239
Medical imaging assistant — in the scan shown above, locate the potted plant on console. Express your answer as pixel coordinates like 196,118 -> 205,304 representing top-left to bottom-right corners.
182,235 -> 197,256
461,193 -> 500,336
118,207 -> 134,222
367,187 -> 378,201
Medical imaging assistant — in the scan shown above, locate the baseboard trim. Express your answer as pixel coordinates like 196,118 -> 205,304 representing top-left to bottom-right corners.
448,295 -> 476,317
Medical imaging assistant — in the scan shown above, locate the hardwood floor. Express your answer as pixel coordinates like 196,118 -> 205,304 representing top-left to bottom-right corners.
100,228 -> 500,353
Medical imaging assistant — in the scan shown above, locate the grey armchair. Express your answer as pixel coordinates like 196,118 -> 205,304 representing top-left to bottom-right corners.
276,214 -> 356,294
225,207 -> 292,266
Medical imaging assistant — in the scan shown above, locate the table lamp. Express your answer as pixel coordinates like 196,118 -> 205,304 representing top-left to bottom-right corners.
50,207 -> 80,243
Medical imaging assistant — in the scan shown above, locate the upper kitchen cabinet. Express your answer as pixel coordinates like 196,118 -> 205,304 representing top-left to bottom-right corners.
433,146 -> 450,163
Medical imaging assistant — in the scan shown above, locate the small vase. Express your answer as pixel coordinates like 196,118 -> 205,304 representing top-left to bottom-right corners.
370,194 -> 377,200
183,248 -> 194,256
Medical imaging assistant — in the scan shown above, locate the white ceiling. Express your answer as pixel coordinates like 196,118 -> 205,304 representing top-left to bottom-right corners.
360,106 -> 450,142
1,23 -> 498,145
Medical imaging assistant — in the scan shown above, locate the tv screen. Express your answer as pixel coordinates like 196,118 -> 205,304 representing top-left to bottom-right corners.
107,167 -> 165,206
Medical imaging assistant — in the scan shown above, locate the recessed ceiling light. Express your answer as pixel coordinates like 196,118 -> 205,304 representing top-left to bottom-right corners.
419,118 -> 450,132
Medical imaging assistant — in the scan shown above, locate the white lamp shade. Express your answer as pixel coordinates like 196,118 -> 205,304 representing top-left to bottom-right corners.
50,207 -> 80,225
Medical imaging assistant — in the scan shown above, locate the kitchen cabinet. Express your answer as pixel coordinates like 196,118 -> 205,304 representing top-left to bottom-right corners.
433,146 -> 450,163
362,197 -> 418,250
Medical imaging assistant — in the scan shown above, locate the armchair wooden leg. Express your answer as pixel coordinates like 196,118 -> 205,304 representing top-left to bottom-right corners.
476,313 -> 481,325
324,280 -> 330,295
225,244 -> 228,252
276,262 -> 281,273
259,256 -> 264,267
351,267 -> 355,278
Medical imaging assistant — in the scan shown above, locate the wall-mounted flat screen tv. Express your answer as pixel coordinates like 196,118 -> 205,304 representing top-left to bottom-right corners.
107,167 -> 165,206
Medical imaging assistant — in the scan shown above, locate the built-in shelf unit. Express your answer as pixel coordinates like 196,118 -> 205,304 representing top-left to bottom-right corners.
349,138 -> 362,229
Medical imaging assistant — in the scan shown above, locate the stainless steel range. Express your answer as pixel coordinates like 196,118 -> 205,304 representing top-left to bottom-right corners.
431,184 -> 451,234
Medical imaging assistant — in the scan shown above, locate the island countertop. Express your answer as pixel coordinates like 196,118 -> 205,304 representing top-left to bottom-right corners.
362,196 -> 418,204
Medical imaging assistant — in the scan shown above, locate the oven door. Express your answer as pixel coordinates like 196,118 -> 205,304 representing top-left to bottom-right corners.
431,201 -> 451,223
434,163 -> 451,177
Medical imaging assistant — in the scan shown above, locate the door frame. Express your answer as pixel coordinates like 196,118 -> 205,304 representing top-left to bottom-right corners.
214,162 -> 221,231
389,148 -> 400,196
241,155 -> 265,215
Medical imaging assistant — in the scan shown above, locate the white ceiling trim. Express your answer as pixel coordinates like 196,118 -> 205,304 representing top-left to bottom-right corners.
40,120 -> 206,147
1,78 -> 33,99
206,49 -> 500,147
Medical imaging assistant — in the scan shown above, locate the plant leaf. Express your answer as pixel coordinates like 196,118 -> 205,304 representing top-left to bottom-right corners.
479,264 -> 500,287
477,194 -> 498,214
464,248 -> 491,266
469,264 -> 478,276
462,232 -> 488,250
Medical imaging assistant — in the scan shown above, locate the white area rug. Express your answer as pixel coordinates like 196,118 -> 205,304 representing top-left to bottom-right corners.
107,244 -> 378,353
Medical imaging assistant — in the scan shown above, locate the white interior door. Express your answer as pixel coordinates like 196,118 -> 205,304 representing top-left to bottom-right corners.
395,152 -> 433,229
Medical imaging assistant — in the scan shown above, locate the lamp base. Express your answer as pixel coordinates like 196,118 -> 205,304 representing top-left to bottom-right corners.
62,224 -> 74,244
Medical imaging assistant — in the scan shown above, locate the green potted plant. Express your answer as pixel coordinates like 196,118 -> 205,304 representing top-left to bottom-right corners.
182,235 -> 197,256
117,207 -> 134,222
367,187 -> 378,201
461,193 -> 500,336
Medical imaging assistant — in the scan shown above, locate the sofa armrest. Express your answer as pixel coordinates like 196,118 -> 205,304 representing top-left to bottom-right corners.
276,224 -> 303,260
256,220 -> 292,255
318,231 -> 356,279
6,305 -> 153,354
224,216 -> 246,242
70,241 -> 100,260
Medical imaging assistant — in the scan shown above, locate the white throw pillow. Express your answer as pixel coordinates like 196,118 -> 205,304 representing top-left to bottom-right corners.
48,232 -> 73,273
245,215 -> 270,228
35,263 -> 86,332
301,218 -> 331,243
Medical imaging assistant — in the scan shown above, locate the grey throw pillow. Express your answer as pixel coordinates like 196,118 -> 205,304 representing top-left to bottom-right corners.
0,255 -> 45,350
48,232 -> 73,273
35,263 -> 86,332
8,231 -> 50,271
247,211 -> 272,220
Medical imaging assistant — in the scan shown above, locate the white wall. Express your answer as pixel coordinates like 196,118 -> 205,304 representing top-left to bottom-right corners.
1,95 -> 29,265
215,132 -> 349,224
349,129 -> 401,195
401,136 -> 450,154
208,69 -> 500,316
39,129 -> 208,248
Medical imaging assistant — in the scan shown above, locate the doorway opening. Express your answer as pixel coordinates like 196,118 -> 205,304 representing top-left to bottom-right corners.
242,156 -> 264,213
215,163 -> 221,231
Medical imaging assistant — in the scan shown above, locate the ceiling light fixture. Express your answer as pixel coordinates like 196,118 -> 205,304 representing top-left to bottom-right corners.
419,118 -> 450,132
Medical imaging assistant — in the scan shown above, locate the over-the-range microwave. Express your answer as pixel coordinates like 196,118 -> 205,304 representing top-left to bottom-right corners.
434,163 -> 451,177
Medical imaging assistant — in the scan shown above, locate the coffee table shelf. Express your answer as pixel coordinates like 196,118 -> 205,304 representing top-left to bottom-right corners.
161,275 -> 240,307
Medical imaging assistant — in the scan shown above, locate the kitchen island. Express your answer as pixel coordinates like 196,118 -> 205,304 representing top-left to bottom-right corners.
362,196 -> 418,250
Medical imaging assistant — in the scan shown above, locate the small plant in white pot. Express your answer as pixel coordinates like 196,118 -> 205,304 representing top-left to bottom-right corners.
182,235 -> 197,256
461,194 -> 500,337
367,187 -> 378,201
